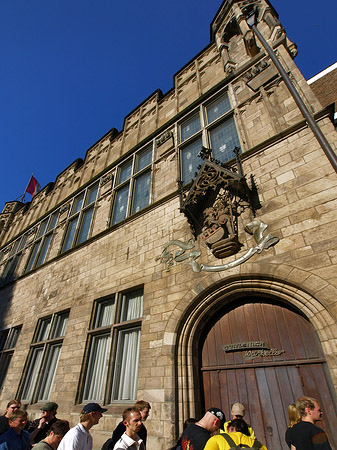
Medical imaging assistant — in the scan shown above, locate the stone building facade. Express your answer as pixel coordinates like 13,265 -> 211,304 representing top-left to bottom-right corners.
1,1 -> 337,449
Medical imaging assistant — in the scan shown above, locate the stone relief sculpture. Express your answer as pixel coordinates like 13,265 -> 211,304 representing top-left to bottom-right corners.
156,146 -> 279,273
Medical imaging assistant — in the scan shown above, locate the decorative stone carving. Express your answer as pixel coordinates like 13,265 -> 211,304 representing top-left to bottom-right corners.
100,173 -> 113,186
155,130 -> 173,147
156,219 -> 279,273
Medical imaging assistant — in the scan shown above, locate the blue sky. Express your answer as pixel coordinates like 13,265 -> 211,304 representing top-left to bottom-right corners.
0,0 -> 335,211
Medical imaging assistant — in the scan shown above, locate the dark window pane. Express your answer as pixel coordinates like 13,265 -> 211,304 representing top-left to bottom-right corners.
36,318 -> 52,342
37,344 -> 61,401
95,299 -> 115,328
137,147 -> 152,172
0,353 -> 13,390
120,290 -> 143,321
206,93 -> 231,123
181,137 -> 203,185
71,193 -> 85,215
209,117 -> 241,163
47,211 -> 59,231
6,327 -> 21,349
112,184 -> 130,224
37,219 -> 49,238
132,171 -> 151,214
62,217 -> 78,252
77,207 -> 94,244
36,234 -> 52,267
111,327 -> 140,401
83,334 -> 110,402
85,183 -> 99,206
25,241 -> 41,272
181,114 -> 201,142
119,161 -> 132,184
21,347 -> 44,401
52,313 -> 69,338
0,330 -> 9,351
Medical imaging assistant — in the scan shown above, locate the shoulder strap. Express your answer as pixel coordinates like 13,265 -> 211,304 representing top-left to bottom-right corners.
220,433 -> 239,448
220,433 -> 263,449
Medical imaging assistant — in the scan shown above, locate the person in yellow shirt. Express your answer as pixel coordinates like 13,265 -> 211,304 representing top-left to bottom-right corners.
204,419 -> 268,450
222,403 -> 255,439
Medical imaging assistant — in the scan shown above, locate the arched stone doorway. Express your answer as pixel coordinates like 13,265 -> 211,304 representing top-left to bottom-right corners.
175,276 -> 337,450
201,299 -> 337,450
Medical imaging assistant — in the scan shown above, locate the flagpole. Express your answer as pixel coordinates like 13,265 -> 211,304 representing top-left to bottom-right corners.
19,174 -> 34,202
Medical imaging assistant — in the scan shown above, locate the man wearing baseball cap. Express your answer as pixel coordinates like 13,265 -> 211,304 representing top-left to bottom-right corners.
222,403 -> 255,439
181,407 -> 226,450
58,403 -> 107,450
27,402 -> 59,444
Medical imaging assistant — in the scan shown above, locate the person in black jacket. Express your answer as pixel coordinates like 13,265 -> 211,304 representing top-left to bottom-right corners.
0,401 -> 21,436
101,400 -> 151,450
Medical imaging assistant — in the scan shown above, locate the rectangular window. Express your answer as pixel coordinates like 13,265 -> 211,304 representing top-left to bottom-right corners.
25,210 -> 59,273
20,311 -> 69,403
179,92 -> 241,184
0,234 -> 28,285
0,326 -> 21,390
81,289 -> 143,403
61,182 -> 99,253
111,145 -> 152,226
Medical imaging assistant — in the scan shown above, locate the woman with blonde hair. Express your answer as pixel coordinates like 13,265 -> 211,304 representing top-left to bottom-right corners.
285,403 -> 301,447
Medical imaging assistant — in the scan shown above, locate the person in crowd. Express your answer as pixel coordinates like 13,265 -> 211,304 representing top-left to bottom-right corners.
102,401 -> 151,450
113,407 -> 144,450
0,409 -> 30,450
27,402 -> 59,444
222,403 -> 255,439
285,403 -> 301,448
168,418 -> 197,450
33,421 -> 70,450
204,418 -> 267,450
288,396 -> 332,450
58,403 -> 107,450
180,407 -> 226,450
0,401 -> 21,436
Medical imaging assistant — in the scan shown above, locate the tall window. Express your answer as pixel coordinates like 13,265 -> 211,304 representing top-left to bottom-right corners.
61,182 -> 99,253
0,326 -> 21,390
25,210 -> 59,272
111,145 -> 152,225
179,91 -> 241,184
82,288 -> 143,403
20,311 -> 69,403
0,234 -> 28,285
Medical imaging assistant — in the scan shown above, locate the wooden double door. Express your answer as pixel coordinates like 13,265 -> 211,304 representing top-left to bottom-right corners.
201,300 -> 337,450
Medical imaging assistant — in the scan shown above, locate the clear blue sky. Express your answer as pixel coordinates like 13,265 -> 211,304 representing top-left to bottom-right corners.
0,0 -> 335,211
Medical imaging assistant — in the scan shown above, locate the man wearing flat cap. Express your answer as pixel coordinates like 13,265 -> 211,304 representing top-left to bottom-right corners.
27,402 -> 59,444
181,407 -> 226,450
58,403 -> 107,450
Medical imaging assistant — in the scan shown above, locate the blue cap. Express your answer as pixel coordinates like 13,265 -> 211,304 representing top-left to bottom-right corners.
82,403 -> 107,414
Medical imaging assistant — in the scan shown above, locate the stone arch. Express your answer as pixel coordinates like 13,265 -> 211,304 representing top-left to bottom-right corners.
172,270 -> 337,430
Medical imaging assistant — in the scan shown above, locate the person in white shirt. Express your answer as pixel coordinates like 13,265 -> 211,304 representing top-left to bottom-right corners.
113,408 -> 144,450
58,403 -> 107,450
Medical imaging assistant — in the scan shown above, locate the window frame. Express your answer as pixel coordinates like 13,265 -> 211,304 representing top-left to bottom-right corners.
0,325 -> 22,391
24,210 -> 60,273
110,144 -> 153,226
19,310 -> 69,404
61,181 -> 99,253
179,90 -> 241,185
79,288 -> 144,405
0,234 -> 28,285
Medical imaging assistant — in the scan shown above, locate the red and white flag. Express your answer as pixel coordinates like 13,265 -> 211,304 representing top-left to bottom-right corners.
26,175 -> 41,196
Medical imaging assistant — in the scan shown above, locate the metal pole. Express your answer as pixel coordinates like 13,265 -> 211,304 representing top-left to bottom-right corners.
248,20 -> 337,173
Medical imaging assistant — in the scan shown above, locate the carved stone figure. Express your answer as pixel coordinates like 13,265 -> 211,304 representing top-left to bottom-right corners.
202,192 -> 241,258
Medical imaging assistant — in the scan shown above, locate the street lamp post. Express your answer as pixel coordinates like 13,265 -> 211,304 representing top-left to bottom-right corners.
242,7 -> 337,173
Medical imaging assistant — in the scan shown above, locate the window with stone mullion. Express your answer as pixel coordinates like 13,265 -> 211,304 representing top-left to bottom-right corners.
20,312 -> 69,403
